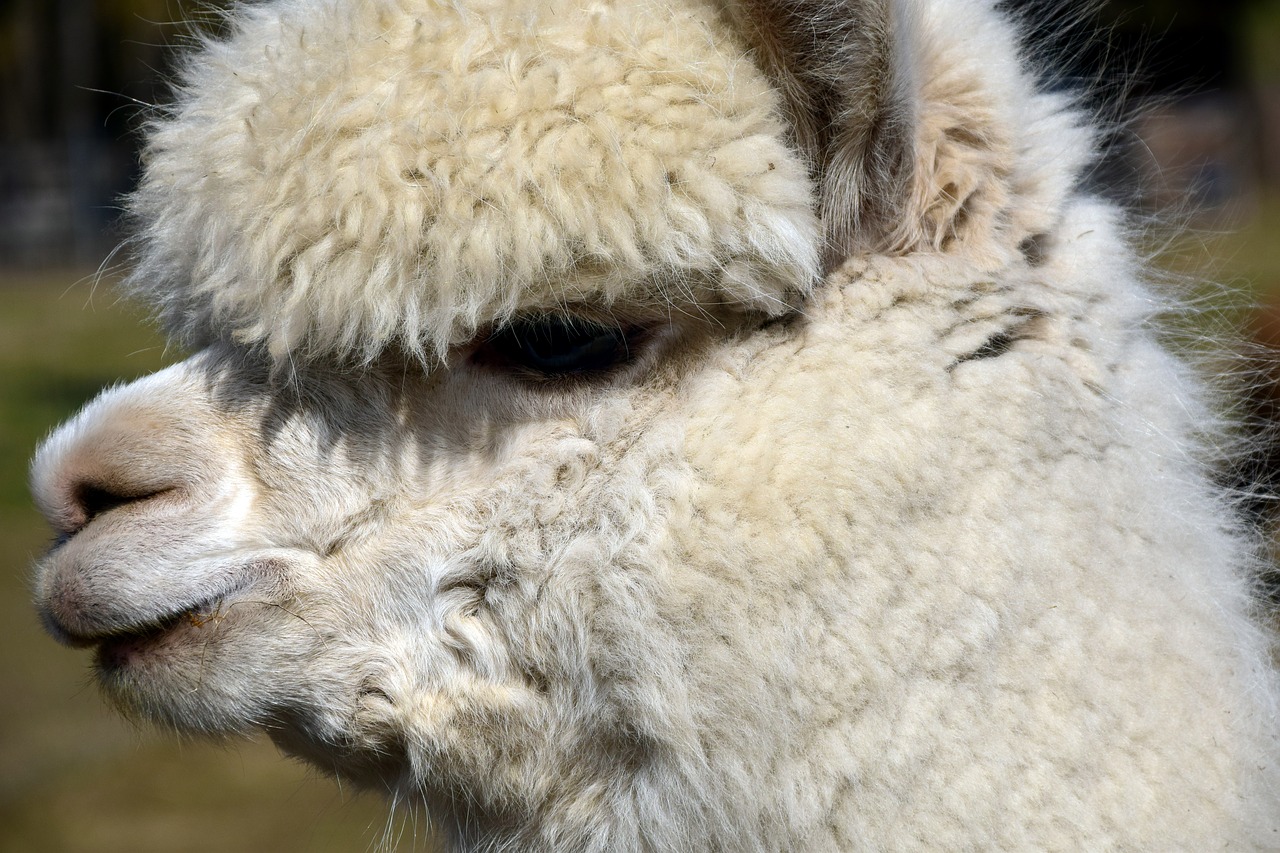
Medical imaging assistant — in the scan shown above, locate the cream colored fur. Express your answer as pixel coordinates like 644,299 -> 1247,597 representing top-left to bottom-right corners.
30,0 -> 1280,849
128,0 -> 821,362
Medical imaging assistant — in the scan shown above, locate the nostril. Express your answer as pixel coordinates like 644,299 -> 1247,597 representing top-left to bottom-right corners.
68,481 -> 173,533
78,484 -> 134,521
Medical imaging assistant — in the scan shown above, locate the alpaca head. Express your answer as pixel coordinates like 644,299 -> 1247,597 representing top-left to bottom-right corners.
31,0 -> 1279,848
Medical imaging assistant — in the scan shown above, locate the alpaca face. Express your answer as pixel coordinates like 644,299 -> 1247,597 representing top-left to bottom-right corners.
30,306 -> 768,795
34,0 -> 854,827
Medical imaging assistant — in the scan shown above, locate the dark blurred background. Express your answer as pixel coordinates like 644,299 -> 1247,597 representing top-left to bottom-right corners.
2,0 -> 197,268
2,1 -> 1279,851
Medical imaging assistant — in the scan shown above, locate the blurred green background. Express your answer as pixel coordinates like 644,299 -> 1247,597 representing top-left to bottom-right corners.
3,1 -> 1280,851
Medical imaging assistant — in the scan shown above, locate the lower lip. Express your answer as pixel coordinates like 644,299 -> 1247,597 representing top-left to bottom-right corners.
95,604 -> 224,670
97,631 -> 160,670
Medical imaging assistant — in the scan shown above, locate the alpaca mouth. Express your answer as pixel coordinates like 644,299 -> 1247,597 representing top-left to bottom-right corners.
92,596 -> 231,670
94,596 -> 222,666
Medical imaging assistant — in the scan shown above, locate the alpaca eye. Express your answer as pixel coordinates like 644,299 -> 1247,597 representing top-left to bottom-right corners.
483,316 -> 633,376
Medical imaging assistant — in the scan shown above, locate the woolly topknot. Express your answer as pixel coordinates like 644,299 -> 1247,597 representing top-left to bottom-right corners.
126,0 -> 822,363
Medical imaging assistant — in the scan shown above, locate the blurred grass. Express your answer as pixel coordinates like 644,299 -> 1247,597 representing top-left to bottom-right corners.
1188,196 -> 1280,301
0,271 -> 425,852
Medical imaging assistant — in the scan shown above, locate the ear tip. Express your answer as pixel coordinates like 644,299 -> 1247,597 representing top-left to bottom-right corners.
725,0 -> 920,258
733,0 -> 1091,264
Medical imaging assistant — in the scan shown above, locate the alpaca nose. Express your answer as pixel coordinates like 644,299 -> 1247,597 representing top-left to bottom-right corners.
30,361 -> 265,643
33,420 -> 191,540
30,364 -> 221,540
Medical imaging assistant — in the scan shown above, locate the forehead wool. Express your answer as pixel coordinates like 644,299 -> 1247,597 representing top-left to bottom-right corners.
127,0 -> 821,361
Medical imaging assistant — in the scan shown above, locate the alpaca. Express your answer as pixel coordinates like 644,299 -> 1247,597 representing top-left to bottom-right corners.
29,0 -> 1280,848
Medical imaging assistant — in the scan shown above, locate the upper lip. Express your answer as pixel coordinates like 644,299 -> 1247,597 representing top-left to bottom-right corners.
37,550 -> 291,648
40,582 -> 246,649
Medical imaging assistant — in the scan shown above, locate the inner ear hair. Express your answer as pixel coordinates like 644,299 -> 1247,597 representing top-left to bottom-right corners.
721,0 -> 917,272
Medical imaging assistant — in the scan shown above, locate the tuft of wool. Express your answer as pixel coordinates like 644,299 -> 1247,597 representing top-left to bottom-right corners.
126,0 -> 822,363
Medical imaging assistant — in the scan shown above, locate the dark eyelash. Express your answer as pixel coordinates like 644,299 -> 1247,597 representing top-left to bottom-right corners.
481,316 -> 636,376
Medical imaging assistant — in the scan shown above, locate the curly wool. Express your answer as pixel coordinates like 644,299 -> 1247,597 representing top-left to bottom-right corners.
127,0 -> 822,362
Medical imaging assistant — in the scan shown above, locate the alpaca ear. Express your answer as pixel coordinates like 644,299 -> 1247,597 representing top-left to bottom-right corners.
722,0 -> 918,270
